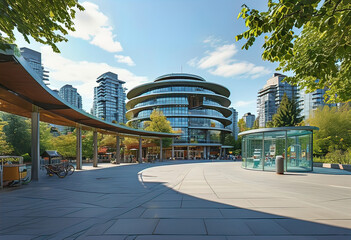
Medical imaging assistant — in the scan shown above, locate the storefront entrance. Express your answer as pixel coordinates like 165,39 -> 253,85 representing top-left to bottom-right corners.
174,150 -> 184,160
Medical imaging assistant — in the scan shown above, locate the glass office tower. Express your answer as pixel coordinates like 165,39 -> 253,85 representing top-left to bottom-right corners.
126,73 -> 233,159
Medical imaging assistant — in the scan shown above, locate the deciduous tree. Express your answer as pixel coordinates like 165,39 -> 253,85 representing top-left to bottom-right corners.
2,113 -> 31,155
236,0 -> 351,103
0,0 -> 84,52
144,110 -> 174,147
238,118 -> 247,132
0,116 -> 13,155
307,105 -> 351,156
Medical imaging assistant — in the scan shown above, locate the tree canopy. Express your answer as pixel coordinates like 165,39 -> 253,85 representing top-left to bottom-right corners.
0,0 -> 84,52
272,93 -> 303,127
144,109 -> 174,147
1,113 -> 31,155
307,105 -> 351,156
237,118 -> 247,132
236,0 -> 351,103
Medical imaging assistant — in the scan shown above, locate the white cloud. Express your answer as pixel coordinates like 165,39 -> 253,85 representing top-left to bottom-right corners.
114,55 -> 135,66
69,2 -> 123,52
41,46 -> 148,112
203,36 -> 222,47
197,44 -> 237,69
189,40 -> 270,79
234,100 -> 256,107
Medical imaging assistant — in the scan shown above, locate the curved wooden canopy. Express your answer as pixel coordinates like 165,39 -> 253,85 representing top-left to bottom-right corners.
0,46 -> 179,139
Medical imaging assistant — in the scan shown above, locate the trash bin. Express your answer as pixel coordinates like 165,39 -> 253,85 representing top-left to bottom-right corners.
276,155 -> 284,174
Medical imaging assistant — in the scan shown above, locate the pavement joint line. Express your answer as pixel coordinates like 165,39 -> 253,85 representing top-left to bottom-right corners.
151,219 -> 160,235
203,218 -> 209,235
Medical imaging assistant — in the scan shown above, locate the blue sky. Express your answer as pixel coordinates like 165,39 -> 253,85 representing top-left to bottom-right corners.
15,0 -> 279,119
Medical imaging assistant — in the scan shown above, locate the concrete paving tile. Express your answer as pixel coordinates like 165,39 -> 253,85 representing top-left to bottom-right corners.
274,219 -> 351,235
247,207 -> 346,219
1,161 -> 351,239
217,192 -> 279,199
244,219 -> 290,235
154,219 -> 206,234
64,207 -> 114,218
218,199 -> 255,208
313,219 -> 351,229
26,207 -> 82,217
220,209 -> 285,219
0,216 -> 41,232
104,219 -> 159,234
80,236 -> 127,240
116,207 -> 146,219
226,236 -> 320,240
0,235 -> 35,240
181,200 -> 236,209
1,217 -> 86,235
248,198 -> 308,208
141,208 -> 222,218
76,220 -> 116,239
151,194 -> 183,201
204,219 -> 254,235
136,236 -> 227,240
142,200 -> 181,209
181,193 -> 217,199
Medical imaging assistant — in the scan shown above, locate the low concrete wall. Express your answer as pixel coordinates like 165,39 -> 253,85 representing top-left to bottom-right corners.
314,162 -> 351,171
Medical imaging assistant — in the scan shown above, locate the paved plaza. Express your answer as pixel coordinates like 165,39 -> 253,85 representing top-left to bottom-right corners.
1,161 -> 351,239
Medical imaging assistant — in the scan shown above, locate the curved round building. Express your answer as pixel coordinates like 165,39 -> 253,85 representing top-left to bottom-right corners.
126,73 -> 233,159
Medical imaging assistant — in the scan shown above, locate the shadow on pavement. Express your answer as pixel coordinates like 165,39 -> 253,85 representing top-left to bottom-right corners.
0,160 -> 350,239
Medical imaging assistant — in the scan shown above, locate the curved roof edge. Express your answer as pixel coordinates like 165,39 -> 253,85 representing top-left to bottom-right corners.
238,126 -> 319,136
154,73 -> 205,82
0,45 -> 179,139
127,80 -> 230,99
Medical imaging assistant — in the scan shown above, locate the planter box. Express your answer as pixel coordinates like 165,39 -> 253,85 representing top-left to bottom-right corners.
313,162 -> 351,171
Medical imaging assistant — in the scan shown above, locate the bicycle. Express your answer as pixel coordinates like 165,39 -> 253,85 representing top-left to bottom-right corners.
62,160 -> 75,175
44,164 -> 67,178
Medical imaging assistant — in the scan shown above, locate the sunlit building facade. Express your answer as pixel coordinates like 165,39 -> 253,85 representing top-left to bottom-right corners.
20,47 -> 49,85
93,72 -> 126,123
126,73 -> 233,159
59,84 -> 82,109
257,73 -> 298,127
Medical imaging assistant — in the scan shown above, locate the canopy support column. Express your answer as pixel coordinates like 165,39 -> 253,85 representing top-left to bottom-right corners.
138,136 -> 142,164
160,138 -> 163,162
31,106 -> 40,181
76,125 -> 82,170
171,138 -> 175,160
93,130 -> 98,167
116,135 -> 121,164
187,146 -> 190,159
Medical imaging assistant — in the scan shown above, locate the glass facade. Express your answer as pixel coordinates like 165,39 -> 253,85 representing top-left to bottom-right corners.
139,86 -> 216,96
240,127 -> 316,172
92,72 -> 126,123
126,73 -> 233,159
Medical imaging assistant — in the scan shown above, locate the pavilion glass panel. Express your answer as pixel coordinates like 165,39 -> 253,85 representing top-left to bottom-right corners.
286,130 -> 312,172
243,133 -> 263,170
262,131 -> 286,171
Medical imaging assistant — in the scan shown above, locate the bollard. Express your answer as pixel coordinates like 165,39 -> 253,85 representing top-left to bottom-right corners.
276,155 -> 284,174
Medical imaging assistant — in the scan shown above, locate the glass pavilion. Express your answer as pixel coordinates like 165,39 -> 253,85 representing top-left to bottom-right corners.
239,126 -> 318,172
